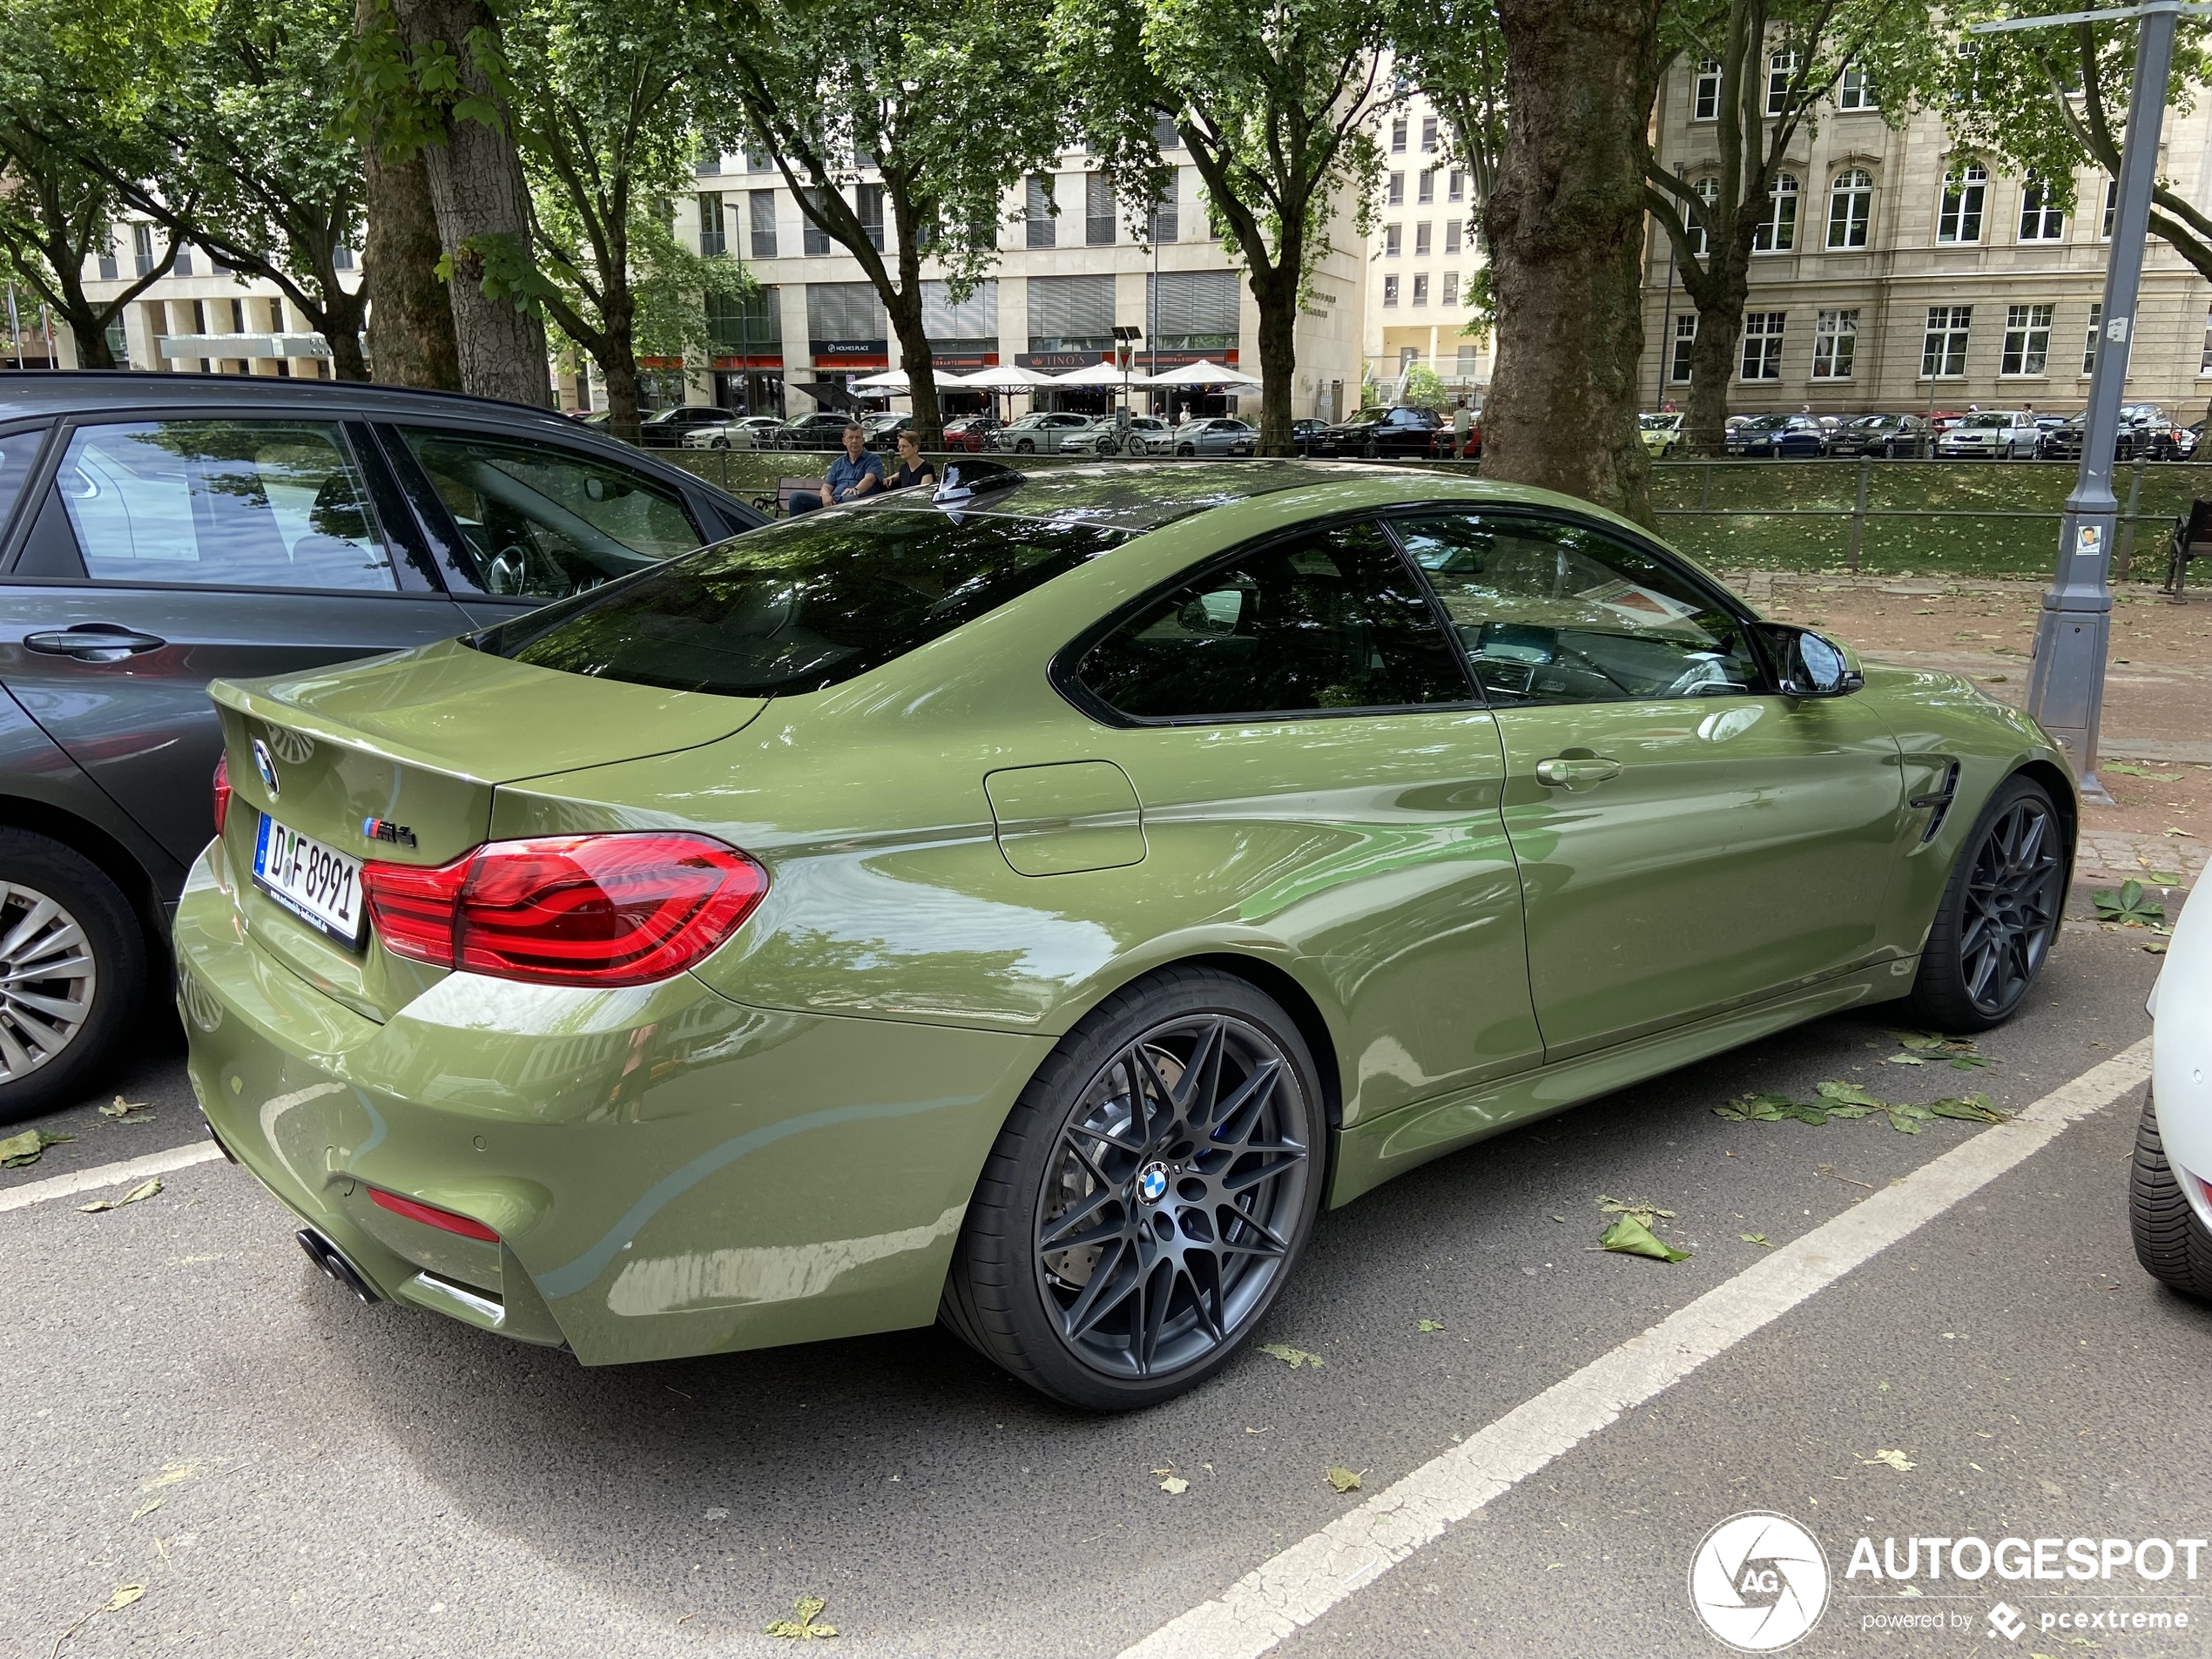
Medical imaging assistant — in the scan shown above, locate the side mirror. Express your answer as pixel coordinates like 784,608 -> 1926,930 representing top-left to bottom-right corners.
1763,624 -> 1864,698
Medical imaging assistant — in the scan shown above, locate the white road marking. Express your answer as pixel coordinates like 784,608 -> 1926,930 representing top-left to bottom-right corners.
1121,1039 -> 2156,1659
0,1142 -> 225,1214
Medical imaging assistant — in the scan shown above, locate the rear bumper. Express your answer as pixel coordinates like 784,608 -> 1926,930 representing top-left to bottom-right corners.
173,839 -> 1053,1365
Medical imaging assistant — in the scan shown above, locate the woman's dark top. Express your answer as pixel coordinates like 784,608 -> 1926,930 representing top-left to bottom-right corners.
890,458 -> 938,490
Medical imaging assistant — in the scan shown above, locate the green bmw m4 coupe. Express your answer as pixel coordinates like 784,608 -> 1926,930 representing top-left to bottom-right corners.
179,462 -> 2073,1410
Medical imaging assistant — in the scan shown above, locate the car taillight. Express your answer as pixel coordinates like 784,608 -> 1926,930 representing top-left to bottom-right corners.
368,1186 -> 500,1242
361,832 -> 767,987
212,752 -> 233,835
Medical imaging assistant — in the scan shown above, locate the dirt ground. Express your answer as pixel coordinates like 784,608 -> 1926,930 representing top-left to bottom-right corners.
1740,573 -> 2210,861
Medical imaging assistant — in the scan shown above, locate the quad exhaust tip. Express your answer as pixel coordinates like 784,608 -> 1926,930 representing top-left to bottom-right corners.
295,1230 -> 379,1305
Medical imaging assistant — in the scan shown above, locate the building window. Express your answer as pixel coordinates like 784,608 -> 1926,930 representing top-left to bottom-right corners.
1938,163 -> 1987,244
1447,170 -> 1465,203
750,189 -> 778,258
1399,346 -> 1420,374
1086,172 -> 1115,246
2019,175 -> 2066,241
1767,51 -> 1801,116
1812,308 -> 1859,379
98,232 -> 118,281
1391,117 -> 1407,153
856,183 -> 885,252
1153,114 -> 1181,150
746,150 -> 772,172
1445,219 -> 1462,256
1827,170 -> 1872,249
2084,302 -> 2102,374
333,245 -> 354,271
1420,116 -> 1438,152
1025,173 -> 1055,248
1418,169 -> 1435,205
698,192 -> 726,257
1151,179 -> 1178,245
132,223 -> 155,276
1693,58 -> 1721,120
1384,223 -> 1402,257
172,247 -> 192,276
1670,314 -> 1698,382
697,139 -> 722,176
1741,311 -> 1785,380
1414,222 -> 1433,257
1383,273 -> 1399,307
1922,305 -> 1972,377
1387,172 -> 1405,206
1412,273 -> 1430,306
1838,65 -> 1877,110
2001,303 -> 2053,375
1754,173 -> 1799,253
1687,176 -> 1719,258
1442,271 -> 1459,306
802,188 -> 833,255
2101,177 -> 2118,238
2200,306 -> 2212,374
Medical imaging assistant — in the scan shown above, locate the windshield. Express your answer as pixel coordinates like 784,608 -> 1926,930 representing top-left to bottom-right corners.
1964,413 -> 2010,428
1639,415 -> 1678,429
1747,415 -> 1790,429
469,505 -> 1125,698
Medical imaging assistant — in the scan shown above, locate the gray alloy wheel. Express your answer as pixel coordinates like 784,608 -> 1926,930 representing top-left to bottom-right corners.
0,829 -> 145,1124
1015,439 -> 1036,454
1905,775 -> 2067,1031
941,967 -> 1325,1411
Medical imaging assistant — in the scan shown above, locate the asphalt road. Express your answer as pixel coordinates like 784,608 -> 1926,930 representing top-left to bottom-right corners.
3,891 -> 2197,1659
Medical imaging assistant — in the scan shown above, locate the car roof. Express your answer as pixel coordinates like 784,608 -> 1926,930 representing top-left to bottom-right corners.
0,368 -> 590,435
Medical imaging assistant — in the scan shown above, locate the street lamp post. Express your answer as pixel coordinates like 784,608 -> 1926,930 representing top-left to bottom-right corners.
1976,0 -> 2212,800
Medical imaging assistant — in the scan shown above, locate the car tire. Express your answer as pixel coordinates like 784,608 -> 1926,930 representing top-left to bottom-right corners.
1904,772 -> 2067,1032
711,436 -> 729,450
2131,1090 -> 2212,1298
0,829 -> 147,1126
941,965 -> 1326,1412
1015,440 -> 1035,455
1177,444 -> 1196,457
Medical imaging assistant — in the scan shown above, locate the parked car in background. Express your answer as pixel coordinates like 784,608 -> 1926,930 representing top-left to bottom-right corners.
768,411 -> 855,452
2040,405 -> 2178,462
1066,415 -> 1170,457
941,414 -> 1001,453
1167,417 -> 1257,457
636,406 -> 731,448
1639,412 -> 1684,459
0,372 -> 765,1123
1936,409 -> 2040,460
1726,413 -> 1826,458
2132,862 -> 2212,1302
1308,406 -> 1444,459
862,413 -> 913,453
681,415 -> 783,451
2179,419 -> 2204,459
988,411 -> 1099,454
1826,413 -> 1931,459
1289,418 -> 1330,455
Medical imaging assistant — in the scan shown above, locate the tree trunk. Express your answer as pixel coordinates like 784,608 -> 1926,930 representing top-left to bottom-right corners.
362,143 -> 461,389
1483,0 -> 1662,522
390,0 -> 549,406
1683,306 -> 1741,458
884,281 -> 941,452
1251,267 -> 1298,457
599,340 -> 639,444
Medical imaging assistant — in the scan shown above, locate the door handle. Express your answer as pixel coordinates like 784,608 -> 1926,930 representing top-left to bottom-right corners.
24,624 -> 169,662
1534,755 -> 1623,789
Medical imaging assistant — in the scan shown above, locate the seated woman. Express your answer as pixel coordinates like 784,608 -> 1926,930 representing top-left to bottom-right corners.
887,429 -> 939,492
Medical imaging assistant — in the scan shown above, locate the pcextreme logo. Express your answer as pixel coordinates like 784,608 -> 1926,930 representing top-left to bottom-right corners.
1689,1512 -> 1832,1651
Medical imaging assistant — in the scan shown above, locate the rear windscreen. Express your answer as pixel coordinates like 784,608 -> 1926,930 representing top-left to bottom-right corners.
469,504 -> 1125,698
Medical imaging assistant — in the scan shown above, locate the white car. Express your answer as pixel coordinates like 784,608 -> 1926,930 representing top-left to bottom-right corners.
683,415 -> 784,450
2133,884 -> 2212,1295
1935,409 -> 2040,460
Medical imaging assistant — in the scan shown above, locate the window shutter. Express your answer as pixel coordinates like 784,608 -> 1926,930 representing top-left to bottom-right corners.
1027,274 -> 1115,341
806,282 -> 887,342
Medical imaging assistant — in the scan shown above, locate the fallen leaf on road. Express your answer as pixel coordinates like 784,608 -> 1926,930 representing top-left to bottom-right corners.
1325,1466 -> 1363,1493
130,1498 -> 162,1521
78,1178 -> 161,1214
0,1128 -> 74,1168
764,1595 -> 836,1640
1258,1344 -> 1324,1369
1596,1194 -> 1676,1225
1158,1475 -> 1189,1494
51,1585 -> 145,1658
1740,1233 -> 1771,1247
1598,1215 -> 1690,1263
99,1096 -> 152,1120
2165,826 -> 2196,838
1415,1318 -> 1445,1332
1925,1093 -> 2013,1123
1861,1448 -> 1916,1472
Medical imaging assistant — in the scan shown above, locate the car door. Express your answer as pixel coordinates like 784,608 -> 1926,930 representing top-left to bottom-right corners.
1391,508 -> 1911,1062
370,422 -> 726,631
1066,516 -> 1543,1121
0,412 -> 478,870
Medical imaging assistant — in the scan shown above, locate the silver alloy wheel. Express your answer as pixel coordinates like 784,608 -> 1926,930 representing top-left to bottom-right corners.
0,881 -> 98,1082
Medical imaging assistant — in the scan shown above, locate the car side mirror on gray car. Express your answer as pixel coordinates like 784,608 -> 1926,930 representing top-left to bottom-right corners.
1762,624 -> 1865,698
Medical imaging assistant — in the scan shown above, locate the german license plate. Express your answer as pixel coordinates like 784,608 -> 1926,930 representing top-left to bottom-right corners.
253,813 -> 366,948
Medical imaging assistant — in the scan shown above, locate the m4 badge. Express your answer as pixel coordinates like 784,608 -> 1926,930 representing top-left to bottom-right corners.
362,818 -> 418,849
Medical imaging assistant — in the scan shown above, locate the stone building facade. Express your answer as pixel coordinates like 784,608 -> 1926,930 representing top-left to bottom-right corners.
1360,88 -> 1493,408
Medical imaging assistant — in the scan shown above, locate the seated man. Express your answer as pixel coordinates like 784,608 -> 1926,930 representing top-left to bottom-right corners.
789,421 -> 884,513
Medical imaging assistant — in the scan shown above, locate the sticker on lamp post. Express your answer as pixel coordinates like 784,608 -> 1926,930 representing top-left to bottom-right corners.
2075,523 -> 2103,564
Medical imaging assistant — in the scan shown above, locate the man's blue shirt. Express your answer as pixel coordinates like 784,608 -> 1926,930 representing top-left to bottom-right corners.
826,449 -> 884,501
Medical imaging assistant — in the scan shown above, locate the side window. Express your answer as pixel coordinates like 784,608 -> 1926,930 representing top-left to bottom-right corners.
1394,513 -> 1764,705
0,423 -> 47,538
399,428 -> 704,600
55,421 -> 395,590
1076,520 -> 1471,722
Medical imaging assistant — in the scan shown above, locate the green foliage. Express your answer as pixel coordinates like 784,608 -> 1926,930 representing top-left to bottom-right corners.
2094,879 -> 2167,925
341,0 -> 509,163
1388,0 -> 1507,233
1399,362 -> 1451,407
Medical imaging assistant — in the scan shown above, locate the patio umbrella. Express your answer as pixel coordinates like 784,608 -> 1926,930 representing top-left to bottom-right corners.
849,368 -> 909,392
1134,358 -> 1262,389
1049,360 -> 1136,388
954,363 -> 1054,391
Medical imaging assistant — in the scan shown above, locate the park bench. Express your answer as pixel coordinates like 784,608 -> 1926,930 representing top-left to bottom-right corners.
2163,497 -> 2212,602
751,475 -> 821,517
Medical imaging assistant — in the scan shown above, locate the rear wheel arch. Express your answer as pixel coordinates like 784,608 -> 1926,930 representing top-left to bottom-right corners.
0,792 -> 172,951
